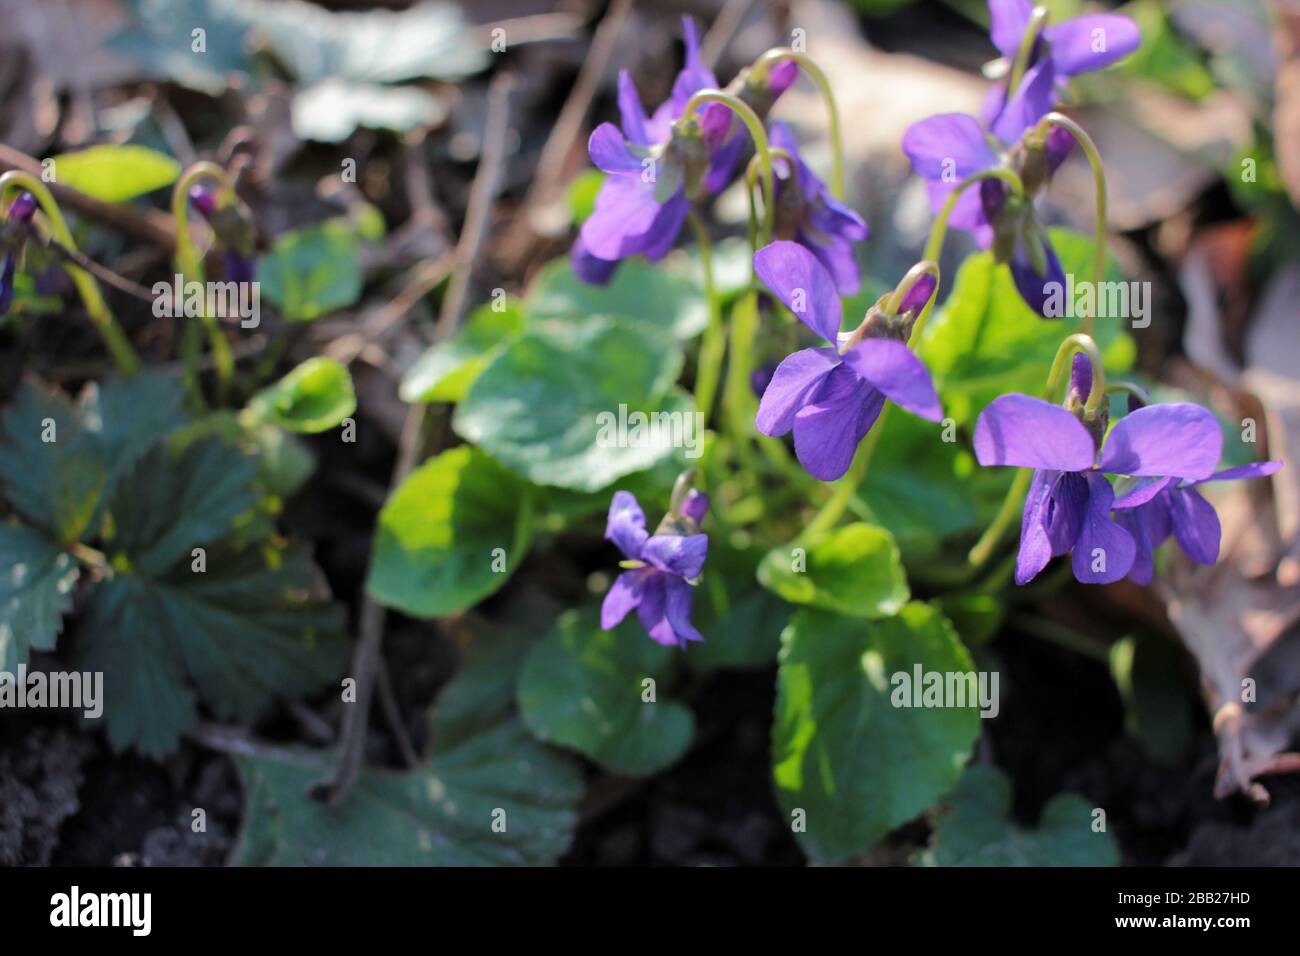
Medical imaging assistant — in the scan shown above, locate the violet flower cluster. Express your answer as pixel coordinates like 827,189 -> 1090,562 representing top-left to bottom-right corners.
904,1 -> 1139,315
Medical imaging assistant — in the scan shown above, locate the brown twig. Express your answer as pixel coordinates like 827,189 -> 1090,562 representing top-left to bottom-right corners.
498,0 -> 634,265
316,74 -> 516,806
0,142 -> 176,247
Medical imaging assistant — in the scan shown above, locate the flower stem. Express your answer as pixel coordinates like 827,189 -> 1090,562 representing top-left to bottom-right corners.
967,467 -> 1032,567
0,172 -> 140,375
172,161 -> 237,403
749,49 -> 845,199
1036,112 -> 1108,338
723,290 -> 762,473
1007,6 -> 1050,100
689,211 -> 725,424
682,90 -> 775,244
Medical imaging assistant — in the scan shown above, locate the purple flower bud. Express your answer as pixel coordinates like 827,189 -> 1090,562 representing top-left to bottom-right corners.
1068,352 -> 1092,404
680,488 -> 709,525
9,192 -> 37,223
188,183 -> 218,219
223,248 -> 256,285
896,273 -> 938,318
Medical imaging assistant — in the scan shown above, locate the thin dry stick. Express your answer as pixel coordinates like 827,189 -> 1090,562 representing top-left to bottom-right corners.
317,74 -> 516,805
324,254 -> 454,366
700,0 -> 754,68
500,0 -> 633,264
0,143 -> 176,247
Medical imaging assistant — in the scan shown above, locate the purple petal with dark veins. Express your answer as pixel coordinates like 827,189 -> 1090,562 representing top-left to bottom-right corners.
755,347 -> 841,438
1169,487 -> 1221,565
791,365 -> 885,481
1015,469 -> 1057,585
1071,472 -> 1135,583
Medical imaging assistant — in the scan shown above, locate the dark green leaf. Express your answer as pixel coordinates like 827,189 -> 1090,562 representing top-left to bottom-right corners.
921,764 -> 1118,866
231,715 -> 580,866
366,447 -> 534,618
773,604 -> 981,861
687,543 -> 787,672
0,522 -> 78,672
259,220 -> 362,321
518,607 -> 695,776
454,316 -> 690,492
526,257 -> 708,340
76,542 -> 346,757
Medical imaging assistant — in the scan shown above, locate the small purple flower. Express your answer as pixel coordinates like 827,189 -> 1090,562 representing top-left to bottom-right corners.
753,241 -> 943,482
576,18 -> 717,284
0,192 -> 39,316
769,121 -> 869,295
188,183 -> 257,284
974,354 -> 1225,585
601,488 -> 709,649
1111,461 -> 1283,584
903,61 -> 1074,316
983,0 -> 1140,127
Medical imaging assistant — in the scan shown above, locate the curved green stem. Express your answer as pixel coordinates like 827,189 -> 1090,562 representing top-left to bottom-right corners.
801,408 -> 887,541
172,161 -> 237,402
682,90 -> 775,245
1007,6 -> 1050,101
750,49 -> 844,200
1043,332 -> 1105,413
0,172 -> 140,375
967,468 -> 1032,568
886,259 -> 940,318
1036,112 -> 1108,337
722,290 -> 762,473
689,211 -> 725,425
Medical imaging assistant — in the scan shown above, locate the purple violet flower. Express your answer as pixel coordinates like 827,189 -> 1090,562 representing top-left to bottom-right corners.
601,488 -> 709,649
983,0 -> 1140,128
753,240 -> 943,482
576,18 -> 718,284
188,183 -> 257,284
974,353 -> 1226,585
1111,461 -> 1283,584
769,121 -> 869,295
903,60 -> 1075,316
0,192 -> 39,316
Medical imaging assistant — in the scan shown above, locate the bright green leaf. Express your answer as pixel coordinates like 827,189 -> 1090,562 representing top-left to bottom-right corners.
49,145 -> 179,203
245,358 -> 356,433
453,315 -> 691,492
366,447 -> 533,618
773,604 -> 981,861
400,300 -> 526,404
758,523 -> 909,618
526,257 -> 708,340
916,228 -> 1135,429
518,607 -> 695,776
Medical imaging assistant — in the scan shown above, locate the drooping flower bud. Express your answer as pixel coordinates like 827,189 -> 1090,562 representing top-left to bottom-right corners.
188,181 -> 257,284
0,192 -> 39,316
